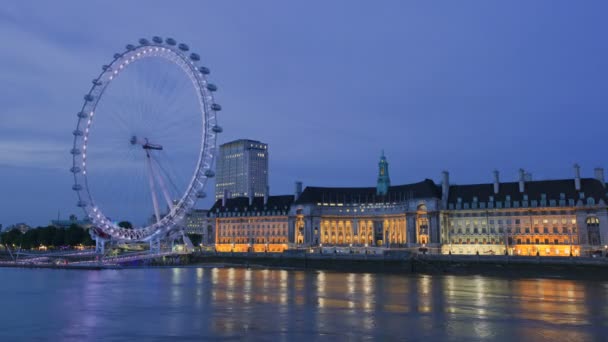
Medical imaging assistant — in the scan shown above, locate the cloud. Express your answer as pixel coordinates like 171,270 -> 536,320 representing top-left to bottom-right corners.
0,139 -> 68,169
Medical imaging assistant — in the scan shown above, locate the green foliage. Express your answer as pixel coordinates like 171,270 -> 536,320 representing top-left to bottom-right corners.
0,228 -> 23,246
0,225 -> 95,249
118,221 -> 133,229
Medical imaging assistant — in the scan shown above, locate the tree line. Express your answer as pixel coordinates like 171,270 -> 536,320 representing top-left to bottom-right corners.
0,225 -> 94,250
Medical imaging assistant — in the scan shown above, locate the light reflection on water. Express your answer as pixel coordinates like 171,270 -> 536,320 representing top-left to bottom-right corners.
0,268 -> 606,341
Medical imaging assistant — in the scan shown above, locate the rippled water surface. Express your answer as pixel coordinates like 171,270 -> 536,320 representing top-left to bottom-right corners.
1,267 -> 607,341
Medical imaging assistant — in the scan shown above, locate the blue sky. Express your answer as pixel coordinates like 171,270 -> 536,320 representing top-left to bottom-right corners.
1,1 -> 607,227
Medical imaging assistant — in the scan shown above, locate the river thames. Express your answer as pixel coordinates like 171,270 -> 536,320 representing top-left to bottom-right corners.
1,267 -> 607,341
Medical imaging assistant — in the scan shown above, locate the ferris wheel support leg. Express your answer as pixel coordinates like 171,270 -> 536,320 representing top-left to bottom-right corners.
150,237 -> 161,255
182,232 -> 194,252
95,237 -> 106,255
145,152 -> 161,223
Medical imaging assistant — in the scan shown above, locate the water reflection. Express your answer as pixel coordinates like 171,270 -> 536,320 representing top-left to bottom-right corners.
0,268 -> 607,341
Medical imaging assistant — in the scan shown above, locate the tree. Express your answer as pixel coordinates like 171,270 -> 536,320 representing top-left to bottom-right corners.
0,229 -> 23,247
118,221 -> 133,229
66,224 -> 85,246
53,228 -> 66,247
37,226 -> 56,246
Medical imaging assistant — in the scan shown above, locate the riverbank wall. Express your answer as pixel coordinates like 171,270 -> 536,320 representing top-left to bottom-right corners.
190,250 -> 413,273
190,251 -> 608,279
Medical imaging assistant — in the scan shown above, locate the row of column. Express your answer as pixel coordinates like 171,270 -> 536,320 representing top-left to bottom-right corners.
320,218 -> 406,246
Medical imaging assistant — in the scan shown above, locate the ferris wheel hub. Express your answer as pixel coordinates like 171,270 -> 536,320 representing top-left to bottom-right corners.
130,136 -> 163,150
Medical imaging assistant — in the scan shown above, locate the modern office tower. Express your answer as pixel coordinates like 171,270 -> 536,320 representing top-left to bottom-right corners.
215,139 -> 268,201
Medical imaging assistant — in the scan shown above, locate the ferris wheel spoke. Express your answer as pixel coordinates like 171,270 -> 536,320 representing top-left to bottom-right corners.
149,153 -> 175,213
145,152 -> 162,223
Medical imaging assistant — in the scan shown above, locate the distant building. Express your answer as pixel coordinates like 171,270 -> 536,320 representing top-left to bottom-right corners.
51,214 -> 92,229
4,223 -> 32,233
215,139 -> 268,201
210,192 -> 293,253
184,209 -> 214,244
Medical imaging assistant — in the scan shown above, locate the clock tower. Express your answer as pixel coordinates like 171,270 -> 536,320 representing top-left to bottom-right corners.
376,150 -> 390,196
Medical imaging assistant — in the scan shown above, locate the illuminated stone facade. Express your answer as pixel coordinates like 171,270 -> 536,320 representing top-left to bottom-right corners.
288,154 -> 442,249
442,167 -> 608,256
209,195 -> 293,253
287,154 -> 608,257
289,182 -> 442,249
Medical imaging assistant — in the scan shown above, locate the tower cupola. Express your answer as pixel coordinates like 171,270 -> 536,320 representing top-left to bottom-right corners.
376,150 -> 390,196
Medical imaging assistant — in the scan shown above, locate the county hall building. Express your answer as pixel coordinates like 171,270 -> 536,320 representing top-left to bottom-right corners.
286,153 -> 608,257
208,149 -> 608,257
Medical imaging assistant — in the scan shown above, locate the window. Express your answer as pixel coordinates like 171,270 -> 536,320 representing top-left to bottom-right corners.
543,227 -> 549,234
535,238 -> 540,244
517,239 -> 522,244
554,239 -> 558,244
534,227 -> 539,234
515,219 -> 521,225
553,227 -> 558,234
544,238 -> 549,244
562,227 -> 568,234
525,228 -> 530,234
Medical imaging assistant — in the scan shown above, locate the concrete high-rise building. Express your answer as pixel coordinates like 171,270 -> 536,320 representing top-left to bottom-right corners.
215,139 -> 268,201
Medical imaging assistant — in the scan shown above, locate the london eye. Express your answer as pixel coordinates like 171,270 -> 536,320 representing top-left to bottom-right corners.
70,37 -> 222,251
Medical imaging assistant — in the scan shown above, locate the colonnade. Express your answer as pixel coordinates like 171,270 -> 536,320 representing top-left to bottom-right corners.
320,217 -> 406,246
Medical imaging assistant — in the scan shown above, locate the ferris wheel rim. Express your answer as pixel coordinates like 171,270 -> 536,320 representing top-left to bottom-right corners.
70,36 -> 221,242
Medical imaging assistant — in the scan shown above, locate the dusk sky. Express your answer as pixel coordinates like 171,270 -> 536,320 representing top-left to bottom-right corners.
1,1 -> 607,227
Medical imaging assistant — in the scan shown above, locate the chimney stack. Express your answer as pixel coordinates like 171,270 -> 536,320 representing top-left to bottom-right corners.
222,189 -> 228,207
493,170 -> 500,194
295,181 -> 303,201
574,164 -> 581,191
518,168 -> 525,193
264,185 -> 269,205
594,167 -> 605,186
441,171 -> 449,203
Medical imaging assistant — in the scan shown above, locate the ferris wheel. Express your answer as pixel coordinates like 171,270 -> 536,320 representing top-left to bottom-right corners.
70,36 -> 222,249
